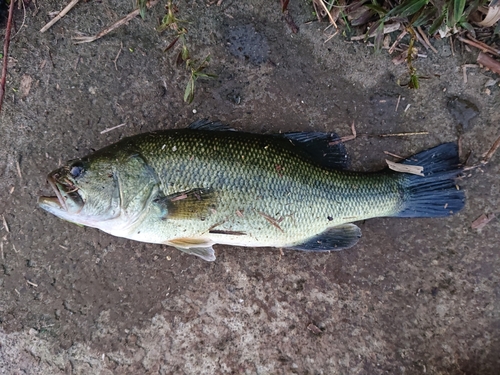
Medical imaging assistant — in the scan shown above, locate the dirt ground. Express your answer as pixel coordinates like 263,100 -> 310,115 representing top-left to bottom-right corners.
0,1 -> 499,374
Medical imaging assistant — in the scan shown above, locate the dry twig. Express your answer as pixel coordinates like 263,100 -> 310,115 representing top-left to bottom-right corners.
0,0 -> 15,113
40,0 -> 80,33
457,35 -> 500,57
73,0 -> 159,44
477,52 -> 500,75
100,123 -> 126,134
481,134 -> 500,165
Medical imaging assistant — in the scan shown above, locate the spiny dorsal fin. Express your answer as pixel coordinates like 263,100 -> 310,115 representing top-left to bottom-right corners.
289,223 -> 361,251
282,132 -> 349,170
155,188 -> 217,220
188,119 -> 236,132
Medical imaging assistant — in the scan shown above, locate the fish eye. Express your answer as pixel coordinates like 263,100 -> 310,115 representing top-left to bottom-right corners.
69,164 -> 84,179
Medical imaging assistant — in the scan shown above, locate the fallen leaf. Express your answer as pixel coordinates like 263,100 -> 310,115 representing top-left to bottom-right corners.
471,213 -> 496,230
20,75 -> 33,98
386,159 -> 424,176
477,5 -> 500,27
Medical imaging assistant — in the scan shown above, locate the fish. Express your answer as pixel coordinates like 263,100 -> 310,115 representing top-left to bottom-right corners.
38,120 -> 465,261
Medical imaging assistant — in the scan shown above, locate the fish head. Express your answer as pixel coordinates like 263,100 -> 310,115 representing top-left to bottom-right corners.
39,155 -> 121,227
39,145 -> 160,233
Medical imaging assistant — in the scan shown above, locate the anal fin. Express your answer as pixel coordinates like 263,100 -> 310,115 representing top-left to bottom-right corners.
289,224 -> 361,251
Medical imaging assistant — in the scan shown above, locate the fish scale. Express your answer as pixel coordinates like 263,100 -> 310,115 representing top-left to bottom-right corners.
39,121 -> 465,261
131,130 -> 401,241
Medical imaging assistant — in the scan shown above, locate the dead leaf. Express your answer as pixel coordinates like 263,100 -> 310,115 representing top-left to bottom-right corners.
20,75 -> 33,98
386,159 -> 424,176
477,5 -> 500,27
471,213 -> 496,230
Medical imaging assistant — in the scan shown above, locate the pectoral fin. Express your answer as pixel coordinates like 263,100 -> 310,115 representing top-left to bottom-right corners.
154,188 -> 217,220
289,224 -> 361,251
168,237 -> 216,261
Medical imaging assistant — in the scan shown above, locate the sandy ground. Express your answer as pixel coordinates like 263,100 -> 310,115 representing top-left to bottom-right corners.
0,1 -> 499,374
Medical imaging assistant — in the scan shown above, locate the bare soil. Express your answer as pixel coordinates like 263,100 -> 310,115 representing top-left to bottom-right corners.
0,1 -> 499,374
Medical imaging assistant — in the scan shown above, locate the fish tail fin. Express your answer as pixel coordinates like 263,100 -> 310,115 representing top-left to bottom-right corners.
395,143 -> 465,218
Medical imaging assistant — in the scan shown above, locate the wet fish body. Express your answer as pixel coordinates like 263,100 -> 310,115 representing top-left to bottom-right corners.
39,121 -> 465,261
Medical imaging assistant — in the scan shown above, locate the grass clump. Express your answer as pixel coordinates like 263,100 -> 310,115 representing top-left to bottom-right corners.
158,1 -> 216,104
313,0 -> 500,87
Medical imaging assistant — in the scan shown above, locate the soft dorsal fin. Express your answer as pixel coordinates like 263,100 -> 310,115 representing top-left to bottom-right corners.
154,188 -> 217,220
283,132 -> 349,170
289,223 -> 361,251
188,119 -> 236,132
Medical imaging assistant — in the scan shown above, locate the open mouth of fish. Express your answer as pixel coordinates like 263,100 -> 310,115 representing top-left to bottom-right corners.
39,173 -> 84,213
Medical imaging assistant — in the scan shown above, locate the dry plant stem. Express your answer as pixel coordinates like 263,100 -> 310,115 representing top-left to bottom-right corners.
316,0 -> 338,28
40,0 -> 80,33
73,0 -> 159,44
477,52 -> 500,75
388,29 -> 407,54
0,0 -> 15,114
458,36 -> 500,57
377,131 -> 428,137
384,151 -> 404,160
417,26 -> 437,54
329,122 -> 357,145
481,134 -> 500,164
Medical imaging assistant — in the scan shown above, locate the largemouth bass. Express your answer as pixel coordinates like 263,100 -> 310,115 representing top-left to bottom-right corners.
39,120 -> 465,261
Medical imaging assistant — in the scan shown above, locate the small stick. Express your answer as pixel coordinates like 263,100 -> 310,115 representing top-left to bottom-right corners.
329,121 -> 357,145
15,159 -> 22,179
2,215 -> 9,233
114,42 -> 123,71
384,151 -> 404,160
477,52 -> 500,75
316,0 -> 338,28
26,280 -> 38,288
100,123 -> 126,134
388,29 -> 407,55
0,0 -> 15,113
413,27 -> 430,52
256,211 -> 284,233
481,134 -> 500,164
417,26 -> 437,54
458,36 -> 500,57
40,0 -> 80,33
73,0 -> 159,44
1,241 -> 4,260
378,131 -> 428,138
395,95 -> 401,112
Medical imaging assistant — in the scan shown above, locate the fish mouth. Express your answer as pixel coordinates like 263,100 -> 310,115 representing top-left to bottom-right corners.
38,173 -> 84,213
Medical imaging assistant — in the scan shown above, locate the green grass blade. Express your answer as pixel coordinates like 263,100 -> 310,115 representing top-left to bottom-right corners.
138,0 -> 147,19
386,0 -> 429,19
428,11 -> 446,34
453,0 -> 466,25
184,77 -> 195,103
